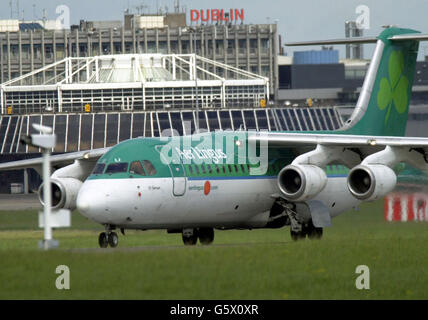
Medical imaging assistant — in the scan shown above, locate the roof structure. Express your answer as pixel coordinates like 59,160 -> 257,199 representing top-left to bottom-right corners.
1,53 -> 269,114
2,53 -> 267,86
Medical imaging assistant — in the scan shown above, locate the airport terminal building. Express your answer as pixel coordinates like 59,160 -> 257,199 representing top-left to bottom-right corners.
0,12 -> 279,98
3,10 -> 428,106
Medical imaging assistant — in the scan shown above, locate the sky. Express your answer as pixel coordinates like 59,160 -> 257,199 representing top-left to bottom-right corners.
2,0 -> 428,60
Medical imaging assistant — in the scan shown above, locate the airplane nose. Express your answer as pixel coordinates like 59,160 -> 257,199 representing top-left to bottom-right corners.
76,181 -> 106,224
76,189 -> 90,214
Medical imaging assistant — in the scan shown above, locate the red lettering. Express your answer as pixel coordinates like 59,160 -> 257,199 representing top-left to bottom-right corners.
200,9 -> 210,22
190,9 -> 199,22
220,9 -> 228,21
190,8 -> 244,23
235,9 -> 244,21
211,9 -> 220,22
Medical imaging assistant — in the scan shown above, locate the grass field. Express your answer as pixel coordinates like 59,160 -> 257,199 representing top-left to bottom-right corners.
0,200 -> 427,299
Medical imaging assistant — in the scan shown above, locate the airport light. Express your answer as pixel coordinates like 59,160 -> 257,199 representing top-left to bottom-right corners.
367,139 -> 377,146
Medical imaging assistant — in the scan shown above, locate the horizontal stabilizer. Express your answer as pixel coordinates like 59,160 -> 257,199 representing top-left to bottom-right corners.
389,34 -> 428,41
249,132 -> 428,148
285,37 -> 378,46
285,34 -> 428,46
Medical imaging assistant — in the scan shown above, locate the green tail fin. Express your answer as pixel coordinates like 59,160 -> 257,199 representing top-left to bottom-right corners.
342,27 -> 419,136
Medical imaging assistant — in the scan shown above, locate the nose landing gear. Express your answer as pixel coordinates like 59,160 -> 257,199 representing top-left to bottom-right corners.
98,232 -> 108,248
98,225 -> 119,248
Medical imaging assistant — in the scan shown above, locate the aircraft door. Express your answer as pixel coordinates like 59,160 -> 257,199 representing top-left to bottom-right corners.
170,163 -> 186,196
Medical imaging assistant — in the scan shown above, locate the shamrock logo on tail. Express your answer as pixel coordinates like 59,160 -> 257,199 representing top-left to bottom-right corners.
377,50 -> 409,125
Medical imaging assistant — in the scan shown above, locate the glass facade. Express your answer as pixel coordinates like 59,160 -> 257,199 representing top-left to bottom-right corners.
3,85 -> 267,114
0,107 -> 344,154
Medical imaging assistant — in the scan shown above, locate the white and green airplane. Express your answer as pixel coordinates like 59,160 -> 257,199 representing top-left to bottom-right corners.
2,26 -> 428,248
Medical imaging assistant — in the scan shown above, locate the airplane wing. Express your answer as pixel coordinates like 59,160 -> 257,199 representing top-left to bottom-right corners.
0,147 -> 110,171
249,132 -> 428,170
249,132 -> 428,148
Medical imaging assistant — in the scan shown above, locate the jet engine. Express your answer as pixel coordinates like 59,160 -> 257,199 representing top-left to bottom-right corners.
277,164 -> 327,202
38,177 -> 83,210
347,164 -> 396,201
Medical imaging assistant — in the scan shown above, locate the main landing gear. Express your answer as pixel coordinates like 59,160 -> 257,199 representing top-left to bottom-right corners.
280,201 -> 323,241
290,220 -> 323,241
98,225 -> 119,248
182,228 -> 214,246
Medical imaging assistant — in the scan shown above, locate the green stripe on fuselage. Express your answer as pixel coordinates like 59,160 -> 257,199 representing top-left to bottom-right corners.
88,132 -> 351,180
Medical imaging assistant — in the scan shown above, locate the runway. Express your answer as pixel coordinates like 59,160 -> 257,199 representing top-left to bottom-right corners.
67,240 -> 291,253
0,193 -> 41,211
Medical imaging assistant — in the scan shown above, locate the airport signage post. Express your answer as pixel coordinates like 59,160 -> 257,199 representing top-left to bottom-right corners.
41,142 -> 54,250
36,126 -> 60,250
39,134 -> 71,250
20,124 -> 66,250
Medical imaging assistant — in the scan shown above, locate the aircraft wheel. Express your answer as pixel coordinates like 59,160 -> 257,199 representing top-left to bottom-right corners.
305,220 -> 323,240
98,232 -> 108,248
308,227 -> 323,240
108,232 -> 119,248
182,233 -> 198,246
290,230 -> 305,241
198,228 -> 214,245
302,223 -> 311,237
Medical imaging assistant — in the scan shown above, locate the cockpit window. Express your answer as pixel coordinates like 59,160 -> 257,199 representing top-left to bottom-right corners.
142,160 -> 157,176
92,163 -> 106,175
105,162 -> 129,174
130,161 -> 146,176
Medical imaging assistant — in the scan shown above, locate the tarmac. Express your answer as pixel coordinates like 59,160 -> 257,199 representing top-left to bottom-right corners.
0,193 -> 41,211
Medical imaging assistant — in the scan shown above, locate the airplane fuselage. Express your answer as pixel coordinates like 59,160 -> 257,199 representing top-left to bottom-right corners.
77,165 -> 360,230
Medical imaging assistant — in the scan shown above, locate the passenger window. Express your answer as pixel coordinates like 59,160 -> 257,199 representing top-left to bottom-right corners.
129,161 -> 146,176
201,165 -> 207,174
92,163 -> 106,175
241,164 -> 246,173
188,166 -> 194,175
105,162 -> 129,174
195,166 -> 200,175
142,160 -> 157,176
